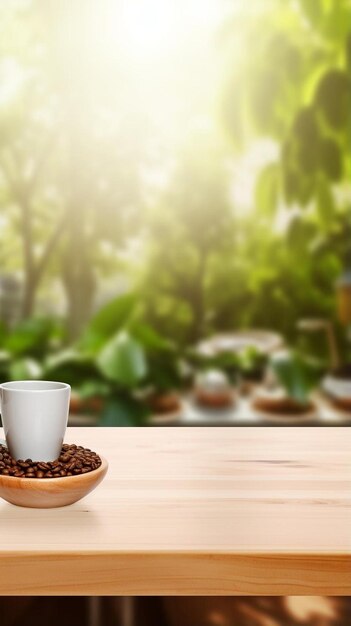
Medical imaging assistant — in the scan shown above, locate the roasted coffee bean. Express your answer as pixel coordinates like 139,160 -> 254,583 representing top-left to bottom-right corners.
0,443 -> 101,479
38,462 -> 50,471
18,461 -> 30,469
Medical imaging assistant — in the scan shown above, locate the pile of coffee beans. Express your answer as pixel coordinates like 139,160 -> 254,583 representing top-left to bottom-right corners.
0,443 -> 101,479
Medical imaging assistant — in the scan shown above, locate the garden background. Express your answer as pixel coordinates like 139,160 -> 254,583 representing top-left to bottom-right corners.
0,0 -> 350,424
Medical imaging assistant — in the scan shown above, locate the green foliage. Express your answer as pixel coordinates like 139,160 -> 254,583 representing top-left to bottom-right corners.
3,318 -> 61,358
0,0 -> 350,409
189,349 -> 240,383
316,174 -> 335,227
271,351 -> 322,404
238,347 -> 268,380
79,293 -> 137,355
44,349 -> 101,389
314,70 -> 351,131
97,331 -> 147,387
255,163 -> 280,215
100,396 -> 149,427
8,357 -> 41,380
130,323 -> 184,392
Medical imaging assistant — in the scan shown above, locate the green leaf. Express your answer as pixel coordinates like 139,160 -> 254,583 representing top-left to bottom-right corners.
323,2 -> 351,43
80,293 -> 136,354
320,137 -> 342,181
316,175 -> 335,226
44,349 -> 100,388
129,322 -> 173,351
99,396 -> 149,426
9,358 -> 42,381
298,0 -> 324,25
4,318 -> 55,357
271,351 -> 321,404
97,331 -> 147,387
314,70 -> 350,131
255,162 -> 280,215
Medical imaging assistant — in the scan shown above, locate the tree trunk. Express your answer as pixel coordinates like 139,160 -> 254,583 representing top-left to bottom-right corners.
61,212 -> 96,341
21,276 -> 36,319
63,265 -> 96,341
190,249 -> 207,341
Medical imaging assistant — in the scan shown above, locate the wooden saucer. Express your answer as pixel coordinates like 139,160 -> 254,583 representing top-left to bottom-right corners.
0,456 -> 108,509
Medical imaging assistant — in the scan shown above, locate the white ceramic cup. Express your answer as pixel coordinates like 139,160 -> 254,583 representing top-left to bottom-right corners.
0,380 -> 70,462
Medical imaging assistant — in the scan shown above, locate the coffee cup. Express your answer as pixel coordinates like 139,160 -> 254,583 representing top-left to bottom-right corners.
0,380 -> 70,462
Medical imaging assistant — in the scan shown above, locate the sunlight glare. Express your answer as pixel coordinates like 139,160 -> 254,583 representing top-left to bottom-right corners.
119,0 -> 178,60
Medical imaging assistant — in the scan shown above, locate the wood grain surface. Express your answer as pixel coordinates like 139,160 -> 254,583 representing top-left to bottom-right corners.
0,427 -> 350,595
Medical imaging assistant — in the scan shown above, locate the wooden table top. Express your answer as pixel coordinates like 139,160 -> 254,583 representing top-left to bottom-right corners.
0,427 -> 350,595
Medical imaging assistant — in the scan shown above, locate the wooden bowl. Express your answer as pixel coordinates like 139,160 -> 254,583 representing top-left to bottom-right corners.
0,456 -> 108,509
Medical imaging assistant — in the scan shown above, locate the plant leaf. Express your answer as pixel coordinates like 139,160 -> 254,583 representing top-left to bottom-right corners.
97,331 -> 147,387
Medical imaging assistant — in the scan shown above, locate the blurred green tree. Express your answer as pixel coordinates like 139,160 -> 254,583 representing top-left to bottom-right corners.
139,136 -> 237,343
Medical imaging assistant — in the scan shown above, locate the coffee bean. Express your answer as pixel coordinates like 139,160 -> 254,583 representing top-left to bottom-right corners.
38,463 -> 50,471
18,461 -> 30,469
0,443 -> 101,479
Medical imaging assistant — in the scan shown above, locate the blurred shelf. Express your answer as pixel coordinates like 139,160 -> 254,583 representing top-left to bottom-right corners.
148,393 -> 351,427
69,395 -> 351,428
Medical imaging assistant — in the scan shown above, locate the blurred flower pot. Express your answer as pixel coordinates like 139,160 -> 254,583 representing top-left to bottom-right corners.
252,388 -> 318,422
145,391 -> 183,424
337,271 -> 351,325
323,363 -> 351,413
70,393 -> 105,415
193,369 -> 236,409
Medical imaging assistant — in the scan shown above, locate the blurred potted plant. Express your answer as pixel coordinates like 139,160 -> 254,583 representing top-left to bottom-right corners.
42,294 -> 149,425
237,346 -> 268,394
252,351 -> 322,421
193,368 -> 235,409
188,348 -> 239,409
322,272 -> 351,412
44,348 -> 108,416
130,323 -> 185,422
95,329 -> 149,425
